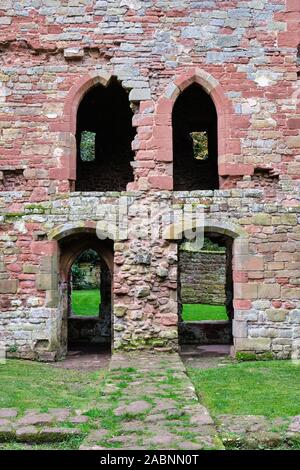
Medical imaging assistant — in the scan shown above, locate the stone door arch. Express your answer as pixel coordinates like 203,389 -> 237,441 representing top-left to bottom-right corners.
163,217 -> 250,355
49,223 -> 114,358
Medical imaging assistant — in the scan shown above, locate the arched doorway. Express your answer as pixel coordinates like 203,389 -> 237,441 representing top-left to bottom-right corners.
57,229 -> 114,357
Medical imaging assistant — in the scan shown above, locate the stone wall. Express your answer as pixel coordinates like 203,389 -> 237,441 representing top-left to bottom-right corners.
0,1 -> 300,360
179,250 -> 226,305
73,262 -> 100,290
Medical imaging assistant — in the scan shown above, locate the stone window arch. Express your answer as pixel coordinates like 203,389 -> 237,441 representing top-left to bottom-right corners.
152,69 -> 246,191
58,73 -> 137,191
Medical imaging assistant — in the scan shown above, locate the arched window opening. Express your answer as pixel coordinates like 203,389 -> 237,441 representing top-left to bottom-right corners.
173,84 -> 219,191
178,233 -> 233,354
75,78 -> 136,191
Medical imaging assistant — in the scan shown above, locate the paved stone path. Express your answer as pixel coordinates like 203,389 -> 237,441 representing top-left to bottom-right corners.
80,352 -> 224,450
0,408 -> 88,443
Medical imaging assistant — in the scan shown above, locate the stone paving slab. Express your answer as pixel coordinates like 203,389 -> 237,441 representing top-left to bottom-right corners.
217,414 -> 300,449
0,408 -> 87,443
80,352 -> 224,450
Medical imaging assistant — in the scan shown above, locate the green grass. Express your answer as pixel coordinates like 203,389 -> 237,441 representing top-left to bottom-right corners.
71,290 -> 228,321
182,304 -> 228,321
71,289 -> 100,316
0,359 -> 106,411
189,360 -> 300,417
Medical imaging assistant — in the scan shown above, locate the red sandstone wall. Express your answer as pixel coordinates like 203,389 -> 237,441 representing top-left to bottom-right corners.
0,1 -> 299,359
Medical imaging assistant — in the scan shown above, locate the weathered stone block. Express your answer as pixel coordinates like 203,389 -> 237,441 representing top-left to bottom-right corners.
36,274 -> 57,291
258,284 -> 281,299
266,309 -> 288,322
0,280 -> 18,294
282,288 -> 300,300
114,305 -> 127,317
235,283 -> 258,299
289,310 -> 300,323
64,48 -> 84,60
235,338 -> 271,352
23,264 -> 38,274
232,320 -> 248,338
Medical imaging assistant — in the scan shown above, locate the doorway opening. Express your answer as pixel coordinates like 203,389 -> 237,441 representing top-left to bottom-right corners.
58,231 -> 113,358
178,233 -> 233,357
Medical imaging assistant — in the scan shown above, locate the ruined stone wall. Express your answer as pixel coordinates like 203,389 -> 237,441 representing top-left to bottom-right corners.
0,1 -> 299,360
72,262 -> 100,289
179,250 -> 226,305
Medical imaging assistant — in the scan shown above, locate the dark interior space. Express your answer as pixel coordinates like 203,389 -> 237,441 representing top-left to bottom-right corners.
173,83 -> 219,191
75,78 -> 136,191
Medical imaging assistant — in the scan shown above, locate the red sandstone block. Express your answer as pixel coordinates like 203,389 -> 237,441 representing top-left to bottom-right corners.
154,114 -> 172,126
283,301 -> 295,309
48,122 -> 70,132
136,150 -> 155,161
126,182 -> 138,190
147,138 -> 172,151
7,264 -> 22,273
139,101 -> 154,112
155,150 -> 172,162
278,32 -> 299,47
231,116 -> 250,128
286,0 -> 299,11
287,118 -> 300,129
160,314 -> 178,326
30,241 -> 57,256
29,188 -> 48,202
7,203 -> 23,213
156,98 -> 173,114
227,139 -> 241,154
234,300 -> 252,310
19,281 -> 35,289
148,175 -> 173,190
138,127 -> 152,140
58,182 -> 70,192
244,256 -> 264,271
276,277 -> 289,285
153,126 -> 172,140
49,168 -> 70,180
219,164 -> 254,176
233,272 -> 248,282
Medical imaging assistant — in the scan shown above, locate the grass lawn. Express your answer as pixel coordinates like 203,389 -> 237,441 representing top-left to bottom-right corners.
189,360 -> 300,417
72,290 -> 228,321
0,359 -> 105,411
182,303 -> 228,321
71,289 -> 100,316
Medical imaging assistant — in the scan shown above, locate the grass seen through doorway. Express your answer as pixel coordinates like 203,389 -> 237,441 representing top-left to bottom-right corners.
71,289 -> 227,320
